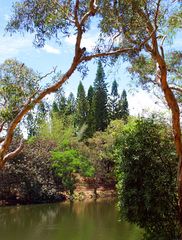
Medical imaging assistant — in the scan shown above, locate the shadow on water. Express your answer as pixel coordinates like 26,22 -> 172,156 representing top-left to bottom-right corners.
0,199 -> 143,240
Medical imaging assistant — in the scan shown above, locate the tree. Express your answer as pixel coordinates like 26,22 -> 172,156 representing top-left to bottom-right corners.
118,89 -> 129,122
26,111 -> 37,138
37,101 -> 48,124
26,100 -> 48,138
115,117 -> 179,239
75,81 -> 88,130
51,149 -> 94,197
93,61 -> 108,131
0,59 -> 41,166
1,0 -> 150,168
109,80 -> 120,120
2,2 -> 182,232
86,85 -> 95,137
66,92 -> 76,115
2,0 -> 137,168
52,101 -> 59,114
0,139 -> 64,204
98,0 -> 182,232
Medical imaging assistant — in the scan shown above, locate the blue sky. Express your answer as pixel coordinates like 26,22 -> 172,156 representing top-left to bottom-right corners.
0,0 -> 181,115
0,0 -> 130,95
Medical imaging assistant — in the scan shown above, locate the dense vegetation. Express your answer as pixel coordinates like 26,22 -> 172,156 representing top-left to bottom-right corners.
116,117 -> 180,239
0,0 -> 181,239
0,61 -> 128,202
0,61 -> 180,238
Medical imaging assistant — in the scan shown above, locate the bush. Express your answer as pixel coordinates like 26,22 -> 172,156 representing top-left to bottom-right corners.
51,149 -> 94,196
0,139 -> 65,204
115,117 -> 180,239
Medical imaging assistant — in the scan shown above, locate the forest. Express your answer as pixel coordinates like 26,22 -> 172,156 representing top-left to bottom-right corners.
0,1 -> 182,240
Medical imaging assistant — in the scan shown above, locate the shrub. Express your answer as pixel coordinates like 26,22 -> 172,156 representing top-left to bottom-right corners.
115,117 -> 180,239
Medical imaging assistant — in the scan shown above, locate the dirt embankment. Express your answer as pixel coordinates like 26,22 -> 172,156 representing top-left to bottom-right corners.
0,174 -> 116,206
63,175 -> 117,201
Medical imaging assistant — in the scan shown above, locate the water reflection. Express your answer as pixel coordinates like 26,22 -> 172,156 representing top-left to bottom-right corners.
0,200 -> 143,240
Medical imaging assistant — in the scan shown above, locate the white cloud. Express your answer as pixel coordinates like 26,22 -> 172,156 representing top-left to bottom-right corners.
65,34 -> 97,52
0,35 -> 33,62
42,44 -> 61,54
128,90 -> 170,117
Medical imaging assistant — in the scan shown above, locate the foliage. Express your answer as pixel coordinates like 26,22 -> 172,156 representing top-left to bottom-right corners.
71,119 -> 124,184
118,90 -> 129,122
0,59 -> 40,123
108,81 -> 129,122
86,85 -> 95,137
26,101 -> 48,137
39,112 -> 75,148
0,139 -> 64,204
115,117 -> 180,240
66,92 -> 76,115
26,111 -> 37,137
109,80 -> 120,120
51,149 -> 94,195
6,0 -> 73,47
93,61 -> 108,131
75,81 -> 88,132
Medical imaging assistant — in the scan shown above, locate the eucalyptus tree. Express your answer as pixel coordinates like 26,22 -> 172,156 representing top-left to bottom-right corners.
98,0 -> 182,231
1,1 -> 182,231
1,0 -> 141,170
0,59 -> 41,166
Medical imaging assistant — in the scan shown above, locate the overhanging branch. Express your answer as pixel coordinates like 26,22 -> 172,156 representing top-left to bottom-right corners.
3,139 -> 24,163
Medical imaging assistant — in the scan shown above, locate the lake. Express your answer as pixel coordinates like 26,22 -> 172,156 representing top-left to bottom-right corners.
0,200 -> 143,240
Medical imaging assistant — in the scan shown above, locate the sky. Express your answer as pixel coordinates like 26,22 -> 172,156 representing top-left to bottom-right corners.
0,0 -> 181,116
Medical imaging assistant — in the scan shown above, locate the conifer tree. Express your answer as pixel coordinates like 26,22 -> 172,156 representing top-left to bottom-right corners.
86,85 -> 95,137
93,61 -> 108,131
37,101 -> 48,124
52,101 -> 59,113
118,89 -> 129,122
109,80 -> 120,120
66,92 -> 76,115
26,111 -> 37,137
75,81 -> 88,129
52,89 -> 67,116
26,101 -> 48,137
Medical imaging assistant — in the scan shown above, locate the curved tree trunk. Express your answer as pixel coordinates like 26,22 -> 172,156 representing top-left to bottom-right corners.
155,51 -> 182,235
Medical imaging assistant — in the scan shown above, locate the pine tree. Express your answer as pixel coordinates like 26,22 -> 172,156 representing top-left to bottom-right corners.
37,101 -> 48,125
58,94 -> 67,115
66,92 -> 76,115
86,85 -> 95,137
26,111 -> 37,137
118,89 -> 129,122
75,81 -> 88,129
109,80 -> 120,120
52,89 -> 67,116
52,101 -> 59,113
26,101 -> 48,137
93,61 -> 108,131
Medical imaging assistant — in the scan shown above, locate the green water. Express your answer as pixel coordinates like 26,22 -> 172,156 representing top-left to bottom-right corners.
0,200 -> 143,240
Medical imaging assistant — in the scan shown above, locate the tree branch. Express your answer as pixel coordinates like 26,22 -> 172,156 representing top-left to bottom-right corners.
170,85 -> 182,93
3,139 -> 24,163
80,0 -> 98,26
81,47 -> 134,62
154,0 -> 161,28
0,121 -> 6,133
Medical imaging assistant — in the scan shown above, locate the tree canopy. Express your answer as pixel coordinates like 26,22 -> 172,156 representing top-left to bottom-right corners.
1,0 -> 182,235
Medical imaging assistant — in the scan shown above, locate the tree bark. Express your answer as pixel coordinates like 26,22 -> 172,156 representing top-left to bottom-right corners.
155,50 -> 182,235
